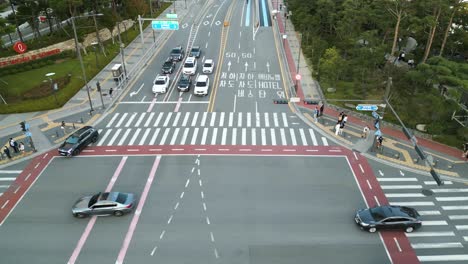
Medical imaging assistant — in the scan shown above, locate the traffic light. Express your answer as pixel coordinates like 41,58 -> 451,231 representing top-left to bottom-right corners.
20,121 -> 26,132
96,81 -> 101,92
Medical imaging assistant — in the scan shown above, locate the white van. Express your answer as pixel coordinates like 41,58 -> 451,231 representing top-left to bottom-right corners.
194,75 -> 209,96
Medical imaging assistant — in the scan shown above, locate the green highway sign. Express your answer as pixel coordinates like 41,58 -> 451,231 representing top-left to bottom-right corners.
166,14 -> 178,19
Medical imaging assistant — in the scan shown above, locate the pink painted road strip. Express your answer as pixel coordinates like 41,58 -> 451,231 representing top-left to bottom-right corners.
115,156 -> 161,264
174,97 -> 183,112
67,156 -> 128,264
146,97 -> 157,112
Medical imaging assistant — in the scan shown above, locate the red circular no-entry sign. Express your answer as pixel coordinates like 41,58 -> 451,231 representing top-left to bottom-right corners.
295,74 -> 301,80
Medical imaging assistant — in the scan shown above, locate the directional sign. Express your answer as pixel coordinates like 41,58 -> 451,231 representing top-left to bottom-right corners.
166,14 -> 178,19
356,104 -> 378,111
152,20 -> 179,30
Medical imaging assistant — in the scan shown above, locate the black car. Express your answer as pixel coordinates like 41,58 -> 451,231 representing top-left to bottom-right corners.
170,46 -> 184,61
190,46 -> 201,58
162,58 -> 176,74
355,205 -> 422,233
177,74 -> 192,92
58,126 -> 99,156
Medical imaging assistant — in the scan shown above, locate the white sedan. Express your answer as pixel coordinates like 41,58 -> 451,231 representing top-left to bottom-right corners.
202,59 -> 214,74
152,75 -> 170,94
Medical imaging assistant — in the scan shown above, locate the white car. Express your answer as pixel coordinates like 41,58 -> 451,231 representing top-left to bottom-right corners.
152,75 -> 170,94
202,59 -> 214,74
194,75 -> 209,96
183,57 -> 197,75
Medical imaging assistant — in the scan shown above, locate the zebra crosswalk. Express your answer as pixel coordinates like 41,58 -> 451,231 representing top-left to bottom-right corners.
378,175 -> 468,263
96,127 -> 329,146
103,112 -> 294,129
0,170 -> 21,197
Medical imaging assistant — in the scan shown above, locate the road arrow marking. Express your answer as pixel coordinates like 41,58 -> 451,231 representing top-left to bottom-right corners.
227,61 -> 231,71
244,62 -> 248,71
266,62 -> 270,73
130,83 -> 144,97
400,170 -> 405,176
379,170 -> 384,176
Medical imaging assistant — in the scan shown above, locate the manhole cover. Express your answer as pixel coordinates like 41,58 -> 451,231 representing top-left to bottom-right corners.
422,189 -> 434,196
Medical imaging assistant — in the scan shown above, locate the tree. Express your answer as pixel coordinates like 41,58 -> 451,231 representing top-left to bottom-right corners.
318,47 -> 345,88
439,0 -> 464,56
385,0 -> 411,57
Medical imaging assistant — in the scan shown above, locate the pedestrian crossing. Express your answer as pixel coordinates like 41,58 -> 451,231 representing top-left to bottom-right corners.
378,175 -> 468,263
104,112 -> 293,129
0,170 -> 21,197
95,127 -> 330,147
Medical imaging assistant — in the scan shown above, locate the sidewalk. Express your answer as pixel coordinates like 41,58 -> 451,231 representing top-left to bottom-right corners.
0,1 -> 189,167
275,2 -> 467,180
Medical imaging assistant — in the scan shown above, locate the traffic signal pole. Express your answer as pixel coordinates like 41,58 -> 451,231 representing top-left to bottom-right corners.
20,121 -> 37,152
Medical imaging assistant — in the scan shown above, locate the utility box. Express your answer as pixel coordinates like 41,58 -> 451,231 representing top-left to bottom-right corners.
111,64 -> 123,81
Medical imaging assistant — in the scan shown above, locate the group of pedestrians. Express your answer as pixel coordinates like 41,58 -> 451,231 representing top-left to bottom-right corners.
2,138 -> 25,160
334,111 -> 348,136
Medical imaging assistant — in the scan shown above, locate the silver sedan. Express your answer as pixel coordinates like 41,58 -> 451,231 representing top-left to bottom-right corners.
72,192 -> 135,218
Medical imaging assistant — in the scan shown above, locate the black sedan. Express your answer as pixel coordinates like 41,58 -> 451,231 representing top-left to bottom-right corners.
169,46 -> 184,61
161,58 -> 176,74
58,126 -> 99,156
177,74 -> 192,92
355,205 -> 422,233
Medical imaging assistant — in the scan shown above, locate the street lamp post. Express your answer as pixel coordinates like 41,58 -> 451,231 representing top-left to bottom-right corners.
91,41 -> 99,67
45,72 -> 58,105
296,33 -> 302,77
116,22 -> 128,81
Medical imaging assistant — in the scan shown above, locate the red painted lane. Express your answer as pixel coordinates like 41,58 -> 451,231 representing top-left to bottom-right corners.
0,150 -> 55,226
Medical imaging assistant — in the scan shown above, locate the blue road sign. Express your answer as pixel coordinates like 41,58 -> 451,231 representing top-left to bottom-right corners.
356,104 -> 378,111
152,20 -> 179,30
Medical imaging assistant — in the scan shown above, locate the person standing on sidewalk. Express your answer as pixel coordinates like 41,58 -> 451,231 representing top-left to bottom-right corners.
335,122 -> 341,136
313,107 -> 319,123
319,102 -> 324,117
3,146 -> 11,159
361,126 -> 370,138
109,87 -> 114,99
9,138 -> 19,153
19,142 -> 25,154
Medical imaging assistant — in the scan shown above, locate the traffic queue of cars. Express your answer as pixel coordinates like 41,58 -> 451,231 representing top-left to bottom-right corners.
152,45 -> 214,96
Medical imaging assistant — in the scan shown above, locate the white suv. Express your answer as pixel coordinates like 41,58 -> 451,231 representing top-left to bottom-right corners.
194,75 -> 209,96
183,57 -> 197,75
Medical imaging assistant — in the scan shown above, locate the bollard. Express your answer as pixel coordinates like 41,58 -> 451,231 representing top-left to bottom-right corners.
73,123 -> 76,129
81,117 -> 84,124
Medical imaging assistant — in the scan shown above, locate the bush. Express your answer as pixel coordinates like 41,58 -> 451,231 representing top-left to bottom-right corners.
439,75 -> 464,87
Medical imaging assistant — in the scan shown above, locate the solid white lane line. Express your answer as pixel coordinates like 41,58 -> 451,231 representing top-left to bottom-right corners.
418,255 -> 468,262
172,112 -> 181,126
128,128 -> 142,145
264,113 -> 270,127
118,129 -> 132,146
273,113 -> 279,127
289,128 -> 297,146
139,128 -> 151,145
149,128 -> 161,145
219,112 -> 225,126
201,128 -> 209,145
191,112 -> 199,126
154,112 -> 164,127
0,170 -> 22,174
437,196 -> 468,201
381,185 -> 422,189
210,112 -> 216,126
211,128 -> 218,145
115,113 -> 128,127
106,113 -> 120,127
424,181 -> 452,185
261,128 -> 266,146
232,128 -> 237,145
299,129 -> 307,146
229,112 -> 234,127
412,242 -> 463,249
256,112 -> 260,127
238,112 -> 243,127
377,178 -> 418,182
144,112 -> 155,127
247,112 -> 251,127
180,128 -> 190,145
448,215 -> 468,220
406,231 -> 455,237
125,113 -> 138,127
442,206 -> 468,210
181,112 -> 190,127
308,129 -> 318,146
422,221 -> 448,226
159,128 -> 170,145
386,193 -> 425,198
201,112 -> 208,126
135,113 -> 146,127
418,211 -> 441,216
0,178 -> 16,181
191,128 -> 200,145
282,113 -> 288,127
170,128 -> 180,145
221,128 -> 227,145
455,225 -> 468,230
97,129 -> 112,146
431,188 -> 468,193
242,128 -> 246,145
251,128 -> 256,145
270,128 -> 276,145
162,112 -> 173,127
322,137 -> 328,146
280,128 -> 287,145
390,202 -> 434,206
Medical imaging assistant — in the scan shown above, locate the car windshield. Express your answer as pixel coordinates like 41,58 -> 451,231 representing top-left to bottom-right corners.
369,207 -> 386,221
88,193 -> 100,207
192,47 -> 199,52
65,136 -> 79,144
185,62 -> 194,67
116,193 -> 127,204
196,81 -> 206,87
171,48 -> 181,54
163,62 -> 172,67
204,63 -> 212,67
155,80 -> 166,85
400,207 -> 418,218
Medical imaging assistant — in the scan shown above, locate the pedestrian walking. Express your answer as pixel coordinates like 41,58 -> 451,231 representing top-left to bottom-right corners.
319,102 -> 324,117
361,126 -> 370,138
313,107 -> 319,123
9,138 -> 19,153
339,122 -> 345,136
109,87 -> 114,99
376,136 -> 384,149
335,122 -> 341,136
3,146 -> 11,159
19,142 -> 25,153
342,114 -> 348,124
338,112 -> 344,123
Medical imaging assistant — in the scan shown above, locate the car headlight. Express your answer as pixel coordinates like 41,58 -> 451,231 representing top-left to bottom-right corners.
360,222 -> 369,227
67,149 -> 73,153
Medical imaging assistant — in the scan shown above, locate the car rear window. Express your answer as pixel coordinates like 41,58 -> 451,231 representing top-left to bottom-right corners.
204,63 -> 212,67
116,193 -> 127,204
155,80 -> 166,85
65,136 -> 79,144
185,62 -> 194,67
196,81 -> 206,87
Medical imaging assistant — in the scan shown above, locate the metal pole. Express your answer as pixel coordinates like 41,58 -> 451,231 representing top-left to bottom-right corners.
50,78 -> 58,105
138,15 -> 144,48
98,88 -> 105,109
116,22 -> 128,80
296,33 -> 302,73
71,16 -> 94,112
149,0 -> 153,17
28,135 -> 36,152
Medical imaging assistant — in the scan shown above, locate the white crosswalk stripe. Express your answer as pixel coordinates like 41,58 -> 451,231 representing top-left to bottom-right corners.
282,113 -> 288,127
201,128 -> 208,145
219,112 -> 225,127
280,128 -> 287,145
108,128 -> 122,145
191,128 -> 199,145
247,113 -> 251,127
221,128 -> 227,145
135,113 -> 146,127
201,112 -> 207,127
181,128 -> 190,145
211,128 -> 218,145
232,128 -> 237,145
251,128 -> 256,145
118,129 -> 131,145
107,113 -> 120,127
125,113 -> 137,127
229,113 -> 234,127
210,113 -> 216,127
172,112 -> 181,127
238,112 -> 242,127
289,128 -> 297,146
159,128 -> 170,145
128,128 -> 141,145
97,129 -> 112,146
144,112 -> 155,127
308,129 -> 317,146
149,128 -> 160,145
273,113 -> 279,127
270,128 -> 276,146
139,128 -> 151,145
181,112 -> 190,127
162,112 -> 173,127
264,113 -> 270,127
115,113 -> 128,127
154,113 -> 164,127
170,128 -> 180,145
191,112 -> 199,126
261,128 -> 267,146
299,129 -> 307,146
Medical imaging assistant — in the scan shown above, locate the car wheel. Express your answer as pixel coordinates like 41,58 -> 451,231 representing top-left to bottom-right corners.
72,149 -> 80,156
92,135 -> 98,143
114,210 -> 124,217
368,227 -> 377,233
74,213 -> 86,218
405,226 -> 414,233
